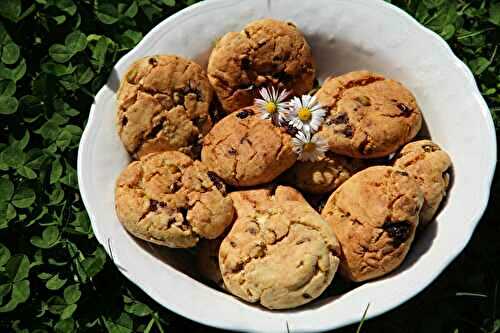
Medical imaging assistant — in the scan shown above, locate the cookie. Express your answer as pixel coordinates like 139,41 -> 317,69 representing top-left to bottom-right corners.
115,151 -> 234,248
315,71 -> 422,158
201,107 -> 296,187
208,18 -> 315,113
393,140 -> 452,226
219,186 -> 340,309
321,166 -> 424,282
117,55 -> 213,158
283,152 -> 365,194
196,238 -> 225,288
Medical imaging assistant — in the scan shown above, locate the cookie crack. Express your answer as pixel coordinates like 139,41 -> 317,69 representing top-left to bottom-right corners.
288,258 -> 325,293
291,220 -> 339,256
275,136 -> 289,161
396,153 -> 426,168
324,77 -> 385,115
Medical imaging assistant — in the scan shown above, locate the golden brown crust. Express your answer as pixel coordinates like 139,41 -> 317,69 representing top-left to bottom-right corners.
208,18 -> 315,112
393,140 -> 452,226
315,71 -> 422,158
117,55 -> 213,158
219,186 -> 340,309
115,151 -> 234,248
321,166 -> 424,282
201,107 -> 296,187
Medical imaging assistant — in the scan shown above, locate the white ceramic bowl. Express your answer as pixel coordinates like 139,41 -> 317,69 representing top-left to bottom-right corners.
77,0 -> 497,331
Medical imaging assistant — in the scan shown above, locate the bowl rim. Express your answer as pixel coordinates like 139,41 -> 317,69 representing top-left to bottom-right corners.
77,0 -> 497,331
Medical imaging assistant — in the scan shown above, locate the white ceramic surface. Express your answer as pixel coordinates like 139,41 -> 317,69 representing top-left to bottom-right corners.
77,0 -> 497,332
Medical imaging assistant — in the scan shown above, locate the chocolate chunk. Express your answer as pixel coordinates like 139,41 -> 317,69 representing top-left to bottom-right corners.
207,171 -> 226,193
395,170 -> 409,177
121,116 -> 128,127
383,221 -> 411,245
190,87 -> 203,101
148,57 -> 158,66
302,293 -> 312,299
236,109 -> 252,119
173,91 -> 185,105
344,77 -> 383,89
331,112 -> 349,124
170,181 -> 182,193
343,125 -> 354,138
396,103 -> 412,117
422,144 -> 439,153
228,147 -> 237,155
150,199 -> 166,211
233,262 -> 244,273
241,57 -> 252,70
340,211 -> 351,219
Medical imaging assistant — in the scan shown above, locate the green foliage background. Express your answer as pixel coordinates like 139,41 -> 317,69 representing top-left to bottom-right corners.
0,0 -> 498,332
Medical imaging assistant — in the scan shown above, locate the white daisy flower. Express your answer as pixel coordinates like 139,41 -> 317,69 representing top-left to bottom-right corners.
287,95 -> 326,134
292,131 -> 329,162
254,86 -> 289,123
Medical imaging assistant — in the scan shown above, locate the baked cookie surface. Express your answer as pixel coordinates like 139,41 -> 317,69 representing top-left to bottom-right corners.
321,166 -> 423,282
219,186 -> 340,309
393,140 -> 452,226
208,18 -> 315,112
201,107 -> 296,187
315,71 -> 422,158
117,55 -> 213,158
115,151 -> 234,248
283,152 -> 365,194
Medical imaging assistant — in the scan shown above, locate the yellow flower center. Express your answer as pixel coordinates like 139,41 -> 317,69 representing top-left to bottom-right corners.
303,142 -> 316,153
265,102 -> 277,114
298,107 -> 312,121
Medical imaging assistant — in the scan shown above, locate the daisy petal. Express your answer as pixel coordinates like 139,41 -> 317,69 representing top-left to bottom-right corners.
260,87 -> 270,101
277,89 -> 288,102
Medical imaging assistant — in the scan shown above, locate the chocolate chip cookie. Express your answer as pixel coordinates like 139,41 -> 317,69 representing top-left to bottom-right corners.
393,140 -> 452,226
115,151 -> 234,248
201,107 -> 296,187
321,166 -> 424,282
315,71 -> 422,158
117,55 -> 213,158
208,18 -> 315,113
219,186 -> 341,309
283,152 -> 365,194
